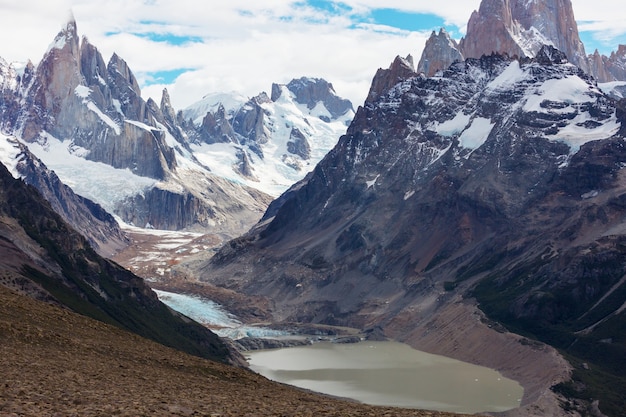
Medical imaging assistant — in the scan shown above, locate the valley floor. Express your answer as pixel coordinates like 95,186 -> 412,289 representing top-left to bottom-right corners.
0,285 -> 468,417
110,227 -> 573,417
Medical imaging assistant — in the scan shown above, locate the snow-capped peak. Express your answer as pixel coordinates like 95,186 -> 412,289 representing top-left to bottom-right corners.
183,91 -> 249,125
185,78 -> 354,196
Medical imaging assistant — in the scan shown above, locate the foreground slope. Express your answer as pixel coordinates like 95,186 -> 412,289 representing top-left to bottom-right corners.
200,48 -> 626,415
0,161 -> 238,364
0,285 -> 465,417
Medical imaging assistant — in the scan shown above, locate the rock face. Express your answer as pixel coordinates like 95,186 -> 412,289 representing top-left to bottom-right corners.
460,0 -> 588,71
271,77 -> 354,120
366,55 -> 417,103
417,29 -> 463,77
0,18 -> 273,236
200,48 -> 626,415
198,104 -> 238,144
115,174 -> 271,233
0,161 -> 237,365
287,127 -> 311,160
591,45 -> 626,82
417,0 -> 626,84
232,93 -> 272,149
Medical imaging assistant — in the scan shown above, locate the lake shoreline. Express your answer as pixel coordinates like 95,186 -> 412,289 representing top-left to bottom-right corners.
245,340 -> 524,414
154,286 -> 572,417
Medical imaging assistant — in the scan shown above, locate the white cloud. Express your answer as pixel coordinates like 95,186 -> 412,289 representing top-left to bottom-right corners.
1,0 -> 625,112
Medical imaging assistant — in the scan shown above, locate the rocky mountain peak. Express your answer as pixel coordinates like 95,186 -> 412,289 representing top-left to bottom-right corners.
79,37 -> 108,89
271,77 -> 353,119
533,44 -> 568,65
107,53 -> 141,98
460,0 -> 523,59
20,19 -> 83,142
613,44 -> 626,58
160,88 -> 176,120
366,54 -> 417,103
419,0 -> 592,78
417,29 -> 463,77
597,44 -> 626,82
510,0 -> 587,69
46,16 -> 80,58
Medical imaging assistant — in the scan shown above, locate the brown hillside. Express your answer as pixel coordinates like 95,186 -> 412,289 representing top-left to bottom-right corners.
0,285 -> 468,417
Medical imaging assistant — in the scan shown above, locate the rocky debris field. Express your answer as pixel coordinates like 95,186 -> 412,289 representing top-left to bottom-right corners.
0,285 -> 470,417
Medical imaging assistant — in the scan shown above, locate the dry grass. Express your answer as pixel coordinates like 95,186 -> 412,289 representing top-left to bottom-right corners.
0,285 -> 469,417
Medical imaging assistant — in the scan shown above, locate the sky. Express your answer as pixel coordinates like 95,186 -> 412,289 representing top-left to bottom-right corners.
1,1 -> 625,110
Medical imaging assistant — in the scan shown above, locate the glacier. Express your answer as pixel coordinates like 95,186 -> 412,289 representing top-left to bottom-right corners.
154,289 -> 289,340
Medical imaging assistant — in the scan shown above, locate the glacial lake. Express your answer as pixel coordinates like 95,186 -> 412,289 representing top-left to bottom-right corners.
154,289 -> 523,413
247,341 -> 524,414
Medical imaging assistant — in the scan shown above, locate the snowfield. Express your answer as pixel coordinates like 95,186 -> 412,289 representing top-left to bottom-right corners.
187,86 -> 353,197
25,133 -> 157,213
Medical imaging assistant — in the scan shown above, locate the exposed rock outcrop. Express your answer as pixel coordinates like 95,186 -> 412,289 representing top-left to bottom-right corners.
591,45 -> 626,82
115,173 -> 272,233
417,29 -> 463,77
287,127 -> 311,160
366,55 -> 417,103
232,93 -> 272,151
198,104 -> 238,144
460,0 -> 588,71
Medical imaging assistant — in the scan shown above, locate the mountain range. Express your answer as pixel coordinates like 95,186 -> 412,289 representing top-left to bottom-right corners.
196,1 -> 626,415
0,19 -> 353,245
2,0 -> 626,416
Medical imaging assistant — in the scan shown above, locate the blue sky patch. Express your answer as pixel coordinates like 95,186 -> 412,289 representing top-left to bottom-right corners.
107,20 -> 203,46
578,30 -> 626,56
135,32 -> 203,46
299,0 -> 352,15
106,30 -> 203,46
144,68 -> 194,85
370,9 -> 445,33
297,1 -> 462,38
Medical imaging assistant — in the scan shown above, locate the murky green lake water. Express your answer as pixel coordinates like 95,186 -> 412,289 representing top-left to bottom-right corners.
247,341 -> 523,414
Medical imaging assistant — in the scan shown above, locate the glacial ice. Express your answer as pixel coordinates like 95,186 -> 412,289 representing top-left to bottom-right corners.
154,289 -> 289,340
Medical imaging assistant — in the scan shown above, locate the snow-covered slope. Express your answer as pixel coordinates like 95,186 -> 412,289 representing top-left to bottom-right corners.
183,79 -> 354,196
183,91 -> 249,125
0,132 -> 129,255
